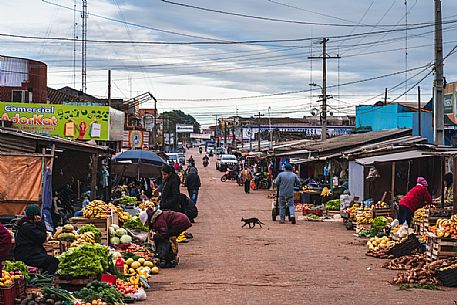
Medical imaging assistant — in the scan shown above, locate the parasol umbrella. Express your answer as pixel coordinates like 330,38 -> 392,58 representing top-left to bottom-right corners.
112,149 -> 166,178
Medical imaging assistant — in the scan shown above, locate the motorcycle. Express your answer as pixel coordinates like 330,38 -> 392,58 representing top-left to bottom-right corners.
203,159 -> 209,167
221,169 -> 240,182
254,172 -> 270,190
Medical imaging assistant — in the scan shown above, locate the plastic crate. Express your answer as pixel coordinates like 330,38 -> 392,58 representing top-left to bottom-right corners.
14,278 -> 26,300
435,266 -> 457,287
389,234 -> 421,257
0,285 -> 16,305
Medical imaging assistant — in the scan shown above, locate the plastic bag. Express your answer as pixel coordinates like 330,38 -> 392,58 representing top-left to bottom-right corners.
127,288 -> 147,301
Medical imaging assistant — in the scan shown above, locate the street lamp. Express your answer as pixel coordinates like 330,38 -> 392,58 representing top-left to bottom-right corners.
309,82 -> 327,141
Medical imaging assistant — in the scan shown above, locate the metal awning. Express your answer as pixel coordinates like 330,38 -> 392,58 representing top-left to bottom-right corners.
355,150 -> 430,166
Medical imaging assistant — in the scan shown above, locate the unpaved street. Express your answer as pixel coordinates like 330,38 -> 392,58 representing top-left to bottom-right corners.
149,150 -> 456,305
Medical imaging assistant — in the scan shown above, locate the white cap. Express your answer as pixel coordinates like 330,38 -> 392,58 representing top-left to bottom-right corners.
139,210 -> 148,225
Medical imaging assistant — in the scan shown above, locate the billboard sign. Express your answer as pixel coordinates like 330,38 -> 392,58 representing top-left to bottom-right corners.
0,102 -> 125,141
190,133 -> 212,139
122,130 -> 149,150
241,126 -> 352,140
444,94 -> 453,114
176,124 -> 194,133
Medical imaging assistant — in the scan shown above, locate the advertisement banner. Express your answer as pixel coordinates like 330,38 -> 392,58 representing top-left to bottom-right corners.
176,124 -> 194,133
0,102 -> 111,140
122,130 -> 149,150
190,133 -> 212,139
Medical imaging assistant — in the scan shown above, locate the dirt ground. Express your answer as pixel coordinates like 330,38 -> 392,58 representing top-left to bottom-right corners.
148,149 -> 457,305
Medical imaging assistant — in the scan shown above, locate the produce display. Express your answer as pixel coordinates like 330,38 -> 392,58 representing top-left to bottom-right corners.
70,232 -> 98,249
373,201 -> 389,209
42,287 -> 77,302
115,206 -> 130,223
382,254 -> 427,270
366,236 -> 395,252
122,217 -> 148,232
413,208 -> 425,223
325,199 -> 340,211
74,281 -> 124,305
4,260 -> 29,280
371,216 -> 388,235
58,244 -> 110,277
0,270 -> 13,287
78,224 -> 102,243
391,258 -> 457,285
304,214 -> 322,222
356,211 -> 373,225
138,201 -> 155,211
83,200 -> 111,218
27,273 -> 53,288
109,224 -> 133,245
53,224 -> 77,242
320,187 -> 331,197
120,196 -> 137,206
19,290 -> 76,305
115,279 -> 138,295
428,214 -> 457,238
124,257 -> 153,277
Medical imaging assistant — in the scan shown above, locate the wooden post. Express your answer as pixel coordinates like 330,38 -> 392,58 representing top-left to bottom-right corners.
441,157 -> 445,208
453,156 -> 457,214
90,154 -> 98,200
391,162 -> 396,202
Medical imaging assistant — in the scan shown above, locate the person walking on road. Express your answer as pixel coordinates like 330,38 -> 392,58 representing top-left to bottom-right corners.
241,166 -> 253,194
185,167 -> 201,204
160,164 -> 181,212
275,164 -> 300,224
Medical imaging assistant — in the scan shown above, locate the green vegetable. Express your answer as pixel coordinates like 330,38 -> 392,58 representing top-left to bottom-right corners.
78,224 -> 102,243
42,288 -> 76,302
325,199 -> 340,211
110,237 -> 120,245
371,216 -> 388,235
120,196 -> 137,205
57,244 -> 110,277
122,216 -> 148,231
75,281 -> 124,305
115,228 -> 128,237
4,260 -> 30,280
120,235 -> 132,244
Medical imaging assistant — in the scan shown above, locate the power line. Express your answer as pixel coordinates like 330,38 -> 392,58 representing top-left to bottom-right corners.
161,0 -> 443,28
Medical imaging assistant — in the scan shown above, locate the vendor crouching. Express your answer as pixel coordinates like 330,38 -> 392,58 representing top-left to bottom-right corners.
14,205 -> 59,275
139,207 -> 191,268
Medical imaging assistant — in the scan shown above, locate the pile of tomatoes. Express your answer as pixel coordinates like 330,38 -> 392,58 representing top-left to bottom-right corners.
115,279 -> 138,295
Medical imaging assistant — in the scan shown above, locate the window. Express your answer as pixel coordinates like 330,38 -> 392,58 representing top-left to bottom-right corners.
11,90 -> 25,102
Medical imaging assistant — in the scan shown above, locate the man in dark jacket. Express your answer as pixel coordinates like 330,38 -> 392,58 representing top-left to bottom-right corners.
160,164 -> 181,212
185,167 -> 201,204
14,205 -> 59,274
139,207 -> 192,268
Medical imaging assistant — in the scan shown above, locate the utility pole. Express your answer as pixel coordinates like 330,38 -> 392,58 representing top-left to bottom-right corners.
257,112 -> 264,152
309,38 -> 340,141
384,88 -> 388,105
107,70 -> 111,107
434,0 -> 445,145
224,120 -> 227,148
418,86 -> 422,137
81,0 -> 87,93
214,115 -> 218,146
153,97 -> 157,148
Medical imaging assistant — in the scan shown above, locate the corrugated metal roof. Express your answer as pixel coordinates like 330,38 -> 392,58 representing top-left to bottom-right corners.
355,150 -> 429,165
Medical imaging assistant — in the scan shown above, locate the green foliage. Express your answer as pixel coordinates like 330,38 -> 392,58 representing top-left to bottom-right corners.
399,283 -> 441,291
122,216 -> 148,231
75,281 -> 124,305
325,199 -> 340,211
160,110 -> 200,133
371,216 -> 388,235
78,224 -> 102,243
58,244 -> 109,277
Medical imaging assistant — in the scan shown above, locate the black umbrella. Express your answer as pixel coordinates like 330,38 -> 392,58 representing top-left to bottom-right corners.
112,149 -> 166,178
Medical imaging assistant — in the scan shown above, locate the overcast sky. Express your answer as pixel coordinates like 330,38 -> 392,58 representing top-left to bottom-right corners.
2,0 -> 457,126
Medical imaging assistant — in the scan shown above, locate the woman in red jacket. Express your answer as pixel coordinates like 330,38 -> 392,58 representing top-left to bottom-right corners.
398,177 -> 432,225
0,223 -> 13,274
139,207 -> 191,268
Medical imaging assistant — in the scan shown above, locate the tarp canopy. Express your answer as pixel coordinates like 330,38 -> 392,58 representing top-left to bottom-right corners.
112,149 -> 166,178
355,150 -> 429,166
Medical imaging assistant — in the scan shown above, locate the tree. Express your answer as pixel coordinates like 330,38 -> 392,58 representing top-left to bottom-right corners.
160,110 -> 200,133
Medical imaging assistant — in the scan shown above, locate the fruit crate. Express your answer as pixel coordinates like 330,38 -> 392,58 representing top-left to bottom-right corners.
53,275 -> 97,291
372,208 -> 393,218
423,207 -> 451,231
426,237 -> 457,262
14,278 -> 25,300
325,210 -> 340,218
435,265 -> 457,287
69,214 -> 118,245
0,285 -> 16,305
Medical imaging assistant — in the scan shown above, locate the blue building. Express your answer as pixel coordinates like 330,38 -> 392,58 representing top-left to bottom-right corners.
356,103 -> 433,144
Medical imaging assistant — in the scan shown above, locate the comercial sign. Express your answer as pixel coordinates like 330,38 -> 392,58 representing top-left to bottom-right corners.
122,130 -> 149,150
175,124 -> 194,133
0,102 -> 124,141
190,133 -> 212,139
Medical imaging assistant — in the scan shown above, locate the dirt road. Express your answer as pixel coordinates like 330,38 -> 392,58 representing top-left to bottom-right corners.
149,150 -> 456,305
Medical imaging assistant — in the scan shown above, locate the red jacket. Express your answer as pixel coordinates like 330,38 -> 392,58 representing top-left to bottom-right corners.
0,224 -> 12,259
399,185 -> 432,212
149,210 -> 192,240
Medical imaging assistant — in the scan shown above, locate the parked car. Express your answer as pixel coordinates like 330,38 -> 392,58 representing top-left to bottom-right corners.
215,147 -> 225,155
207,144 -> 215,154
166,153 -> 185,165
216,154 -> 238,171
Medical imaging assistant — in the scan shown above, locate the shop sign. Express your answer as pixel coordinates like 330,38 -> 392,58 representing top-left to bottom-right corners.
122,130 -> 149,149
0,102 -> 110,140
176,124 -> 194,133
444,94 -> 453,114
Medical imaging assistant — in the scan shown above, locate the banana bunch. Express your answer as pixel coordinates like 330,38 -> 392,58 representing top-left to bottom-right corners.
321,187 -> 332,197
69,231 -> 96,248
413,208 -> 425,222
139,200 -> 156,211
82,200 -> 109,218
435,216 -> 457,238
357,211 -> 373,224
116,206 -> 130,223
